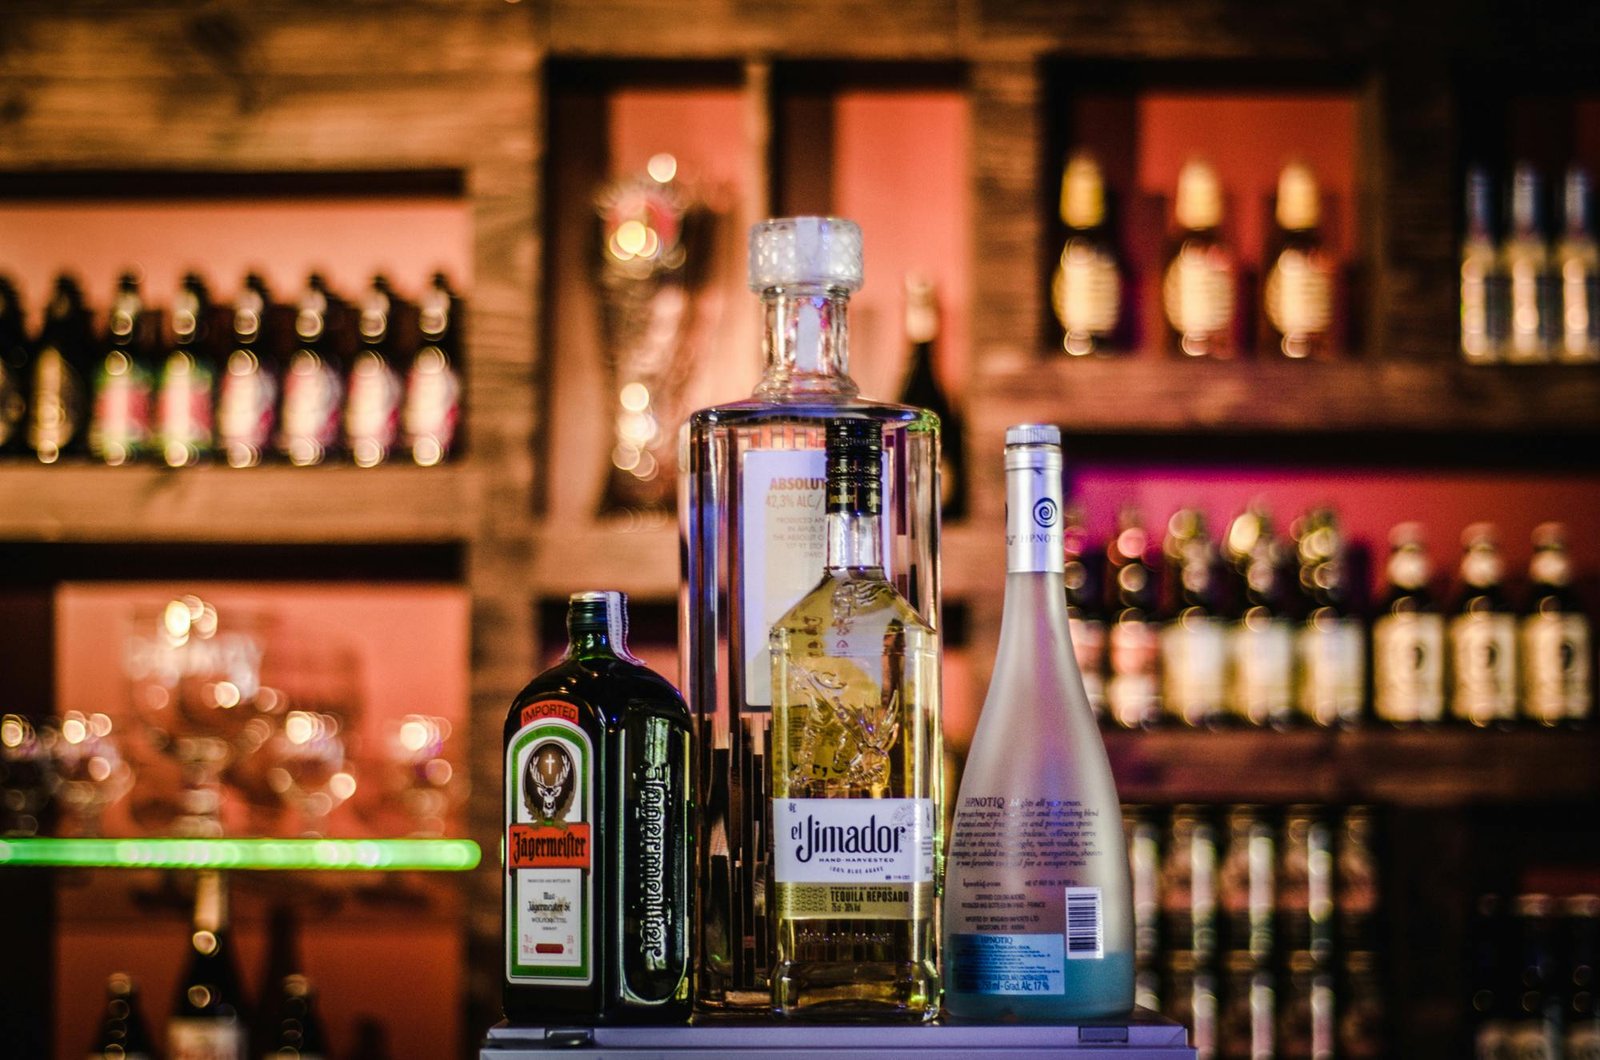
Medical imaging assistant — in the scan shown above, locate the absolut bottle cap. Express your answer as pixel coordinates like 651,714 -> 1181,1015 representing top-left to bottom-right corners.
748,216 -> 863,293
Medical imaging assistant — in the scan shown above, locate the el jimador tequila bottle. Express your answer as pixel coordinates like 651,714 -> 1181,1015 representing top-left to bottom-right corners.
681,217 -> 941,1011
944,425 -> 1134,1021
769,418 -> 941,1020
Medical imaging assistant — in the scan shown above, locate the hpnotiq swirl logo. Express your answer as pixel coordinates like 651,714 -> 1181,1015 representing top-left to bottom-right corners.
1033,498 -> 1059,528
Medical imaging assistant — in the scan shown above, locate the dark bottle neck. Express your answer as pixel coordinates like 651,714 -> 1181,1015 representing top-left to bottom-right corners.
754,285 -> 859,399
565,593 -> 633,661
823,421 -> 883,573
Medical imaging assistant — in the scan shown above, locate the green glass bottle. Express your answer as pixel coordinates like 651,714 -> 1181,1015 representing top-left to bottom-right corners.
503,591 -> 691,1024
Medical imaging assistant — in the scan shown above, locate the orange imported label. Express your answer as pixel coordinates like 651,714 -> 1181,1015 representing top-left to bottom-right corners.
520,699 -> 580,727
508,822 -> 592,872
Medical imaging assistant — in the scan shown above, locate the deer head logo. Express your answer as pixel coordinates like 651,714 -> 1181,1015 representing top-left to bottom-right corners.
523,741 -> 574,823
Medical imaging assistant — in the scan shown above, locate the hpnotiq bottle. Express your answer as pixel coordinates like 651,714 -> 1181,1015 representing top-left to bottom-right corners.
944,424 -> 1134,1020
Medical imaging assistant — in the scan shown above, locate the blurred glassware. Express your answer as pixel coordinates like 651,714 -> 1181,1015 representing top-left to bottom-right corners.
125,596 -> 267,837
265,709 -> 357,837
47,710 -> 134,837
0,713 -> 56,836
257,640 -> 362,837
391,714 -> 460,837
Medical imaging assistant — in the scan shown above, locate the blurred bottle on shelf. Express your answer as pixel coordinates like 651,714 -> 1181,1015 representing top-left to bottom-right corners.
1163,158 -> 1237,359
1501,164 -> 1555,364
1166,950 -> 1220,1060
1460,166 -> 1507,365
263,975 -> 328,1060
1509,894 -> 1564,1059
1470,893 -> 1514,1058
1448,523 -> 1518,728
896,273 -> 966,519
28,275 -> 97,464
278,274 -> 348,467
1161,509 -> 1228,728
89,972 -> 155,1060
217,273 -> 284,469
1522,522 -> 1593,727
1292,508 -> 1365,728
1161,805 -> 1219,960
1278,807 -> 1334,967
1106,505 -> 1163,729
1218,805 -> 1275,967
0,275 -> 28,456
88,271 -> 157,465
1555,166 -> 1600,364
1335,807 -> 1380,955
1216,949 -> 1275,1060
1125,805 -> 1164,1011
1064,502 -> 1108,721
1277,949 -> 1336,1060
1567,895 -> 1600,1059
1053,152 -> 1124,356
155,272 -> 220,469
170,871 -> 249,1060
1336,950 -> 1384,1059
1371,523 -> 1446,726
345,275 -> 408,468
1263,161 -> 1337,360
402,272 -> 463,467
1224,506 -> 1295,728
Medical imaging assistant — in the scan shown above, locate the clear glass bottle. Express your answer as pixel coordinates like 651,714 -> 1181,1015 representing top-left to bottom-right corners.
769,418 -> 940,1021
1264,161 -> 1337,360
1556,167 -> 1600,364
1293,507 -> 1366,728
1053,151 -> 1123,356
1161,509 -> 1228,728
1448,523 -> 1518,727
1501,164 -> 1554,364
503,591 -> 693,1024
155,272 -> 219,468
1461,166 -> 1506,364
943,424 -> 1134,1020
1163,158 -> 1237,358
681,216 -> 940,1012
1371,523 -> 1445,725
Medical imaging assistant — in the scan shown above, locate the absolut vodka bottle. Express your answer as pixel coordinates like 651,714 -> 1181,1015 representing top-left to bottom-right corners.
944,425 -> 1134,1020
681,217 -> 940,1011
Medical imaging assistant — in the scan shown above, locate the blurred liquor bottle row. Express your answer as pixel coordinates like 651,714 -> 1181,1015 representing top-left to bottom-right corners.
1125,803 -> 1382,1060
1469,892 -> 1600,1060
1053,154 -> 1346,360
0,270 -> 463,469
1460,164 -> 1600,366
1063,505 -> 1593,730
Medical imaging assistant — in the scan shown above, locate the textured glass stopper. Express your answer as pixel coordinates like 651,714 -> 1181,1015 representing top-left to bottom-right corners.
748,216 -> 864,292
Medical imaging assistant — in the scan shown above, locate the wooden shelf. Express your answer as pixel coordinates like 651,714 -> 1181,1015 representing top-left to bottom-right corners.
1104,726 -> 1600,806
973,356 -> 1600,442
0,463 -> 483,544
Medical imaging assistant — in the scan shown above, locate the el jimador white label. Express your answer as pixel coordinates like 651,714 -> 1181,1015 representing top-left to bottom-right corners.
740,447 -> 891,708
505,700 -> 594,985
772,797 -> 934,919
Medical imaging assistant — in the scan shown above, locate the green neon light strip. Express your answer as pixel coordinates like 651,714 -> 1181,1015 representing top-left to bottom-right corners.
0,837 -> 481,872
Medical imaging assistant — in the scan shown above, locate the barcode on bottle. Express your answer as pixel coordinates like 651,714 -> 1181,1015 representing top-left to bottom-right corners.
1065,886 -> 1104,959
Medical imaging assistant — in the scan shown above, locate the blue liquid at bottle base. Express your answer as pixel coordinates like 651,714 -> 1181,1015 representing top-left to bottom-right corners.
944,949 -> 1136,1022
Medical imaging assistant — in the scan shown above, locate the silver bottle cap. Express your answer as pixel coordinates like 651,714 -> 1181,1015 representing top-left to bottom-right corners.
748,216 -> 863,293
1005,423 -> 1061,448
1004,424 -> 1065,574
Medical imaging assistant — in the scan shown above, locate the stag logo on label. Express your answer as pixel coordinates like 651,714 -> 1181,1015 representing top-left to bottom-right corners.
525,741 -> 576,823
